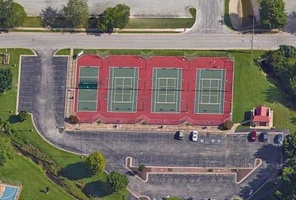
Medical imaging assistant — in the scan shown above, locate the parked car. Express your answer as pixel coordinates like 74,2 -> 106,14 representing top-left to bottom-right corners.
262,131 -> 269,142
192,130 -> 198,142
178,130 -> 184,140
276,134 -> 283,144
250,130 -> 257,142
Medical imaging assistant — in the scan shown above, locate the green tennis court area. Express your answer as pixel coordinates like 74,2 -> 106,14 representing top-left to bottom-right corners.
108,67 -> 139,112
195,69 -> 225,114
77,67 -> 99,111
152,68 -> 182,113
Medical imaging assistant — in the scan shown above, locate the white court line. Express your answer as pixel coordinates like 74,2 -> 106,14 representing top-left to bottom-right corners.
219,71 -> 223,113
78,100 -> 97,103
175,70 -> 179,112
153,69 -> 157,112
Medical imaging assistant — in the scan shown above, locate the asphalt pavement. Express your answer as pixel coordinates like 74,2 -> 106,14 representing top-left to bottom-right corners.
15,50 -> 286,199
0,31 -> 295,50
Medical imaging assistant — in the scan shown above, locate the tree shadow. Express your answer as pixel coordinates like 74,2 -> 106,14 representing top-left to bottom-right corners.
8,115 -> 20,124
282,12 -> 296,35
59,161 -> 93,180
82,180 -> 112,198
238,144 -> 283,199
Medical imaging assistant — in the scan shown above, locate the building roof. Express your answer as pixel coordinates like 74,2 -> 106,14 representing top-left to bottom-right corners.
253,106 -> 270,122
255,106 -> 269,116
253,116 -> 270,122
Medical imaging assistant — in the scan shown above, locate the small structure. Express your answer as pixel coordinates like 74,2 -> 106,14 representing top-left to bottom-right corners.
251,106 -> 273,129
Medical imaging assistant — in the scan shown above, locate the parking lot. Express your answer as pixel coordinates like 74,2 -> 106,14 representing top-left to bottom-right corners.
17,53 -> 284,199
18,52 -> 68,129
63,130 -> 283,199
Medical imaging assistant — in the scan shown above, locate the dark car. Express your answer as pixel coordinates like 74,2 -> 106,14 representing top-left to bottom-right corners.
250,131 -> 257,142
262,131 -> 269,142
276,134 -> 283,144
178,130 -> 184,140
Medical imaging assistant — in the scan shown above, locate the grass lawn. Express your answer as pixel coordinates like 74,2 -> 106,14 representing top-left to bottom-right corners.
124,8 -> 196,29
55,49 -> 71,56
0,48 -> 129,200
22,17 -> 43,27
0,155 -> 73,200
232,50 -> 296,133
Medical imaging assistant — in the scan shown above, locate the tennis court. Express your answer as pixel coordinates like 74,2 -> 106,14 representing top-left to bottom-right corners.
195,69 -> 225,114
77,67 -> 99,111
151,68 -> 182,113
108,67 -> 139,112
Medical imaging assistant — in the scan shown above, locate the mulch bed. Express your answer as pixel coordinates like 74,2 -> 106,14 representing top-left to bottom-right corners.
126,157 -> 262,184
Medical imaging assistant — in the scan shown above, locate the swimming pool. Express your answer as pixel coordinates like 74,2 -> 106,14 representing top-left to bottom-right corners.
0,185 -> 19,200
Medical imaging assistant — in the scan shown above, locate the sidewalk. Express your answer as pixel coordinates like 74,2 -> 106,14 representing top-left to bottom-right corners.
65,121 -> 243,134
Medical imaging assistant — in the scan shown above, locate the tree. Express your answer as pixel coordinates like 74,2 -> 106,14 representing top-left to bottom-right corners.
85,152 -> 106,173
40,6 -> 60,28
97,4 -> 130,32
224,120 -> 234,130
106,171 -> 129,192
0,136 -> 15,166
0,69 -> 12,93
0,0 -> 26,29
18,111 -> 30,122
260,0 -> 287,29
283,134 -> 296,159
3,121 -> 16,134
68,115 -> 79,124
63,0 -> 89,28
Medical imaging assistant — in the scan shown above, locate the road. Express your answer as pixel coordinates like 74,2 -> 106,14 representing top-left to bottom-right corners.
0,31 -> 296,50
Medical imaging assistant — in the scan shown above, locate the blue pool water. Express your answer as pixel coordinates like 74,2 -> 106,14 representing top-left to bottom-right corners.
0,186 -> 18,200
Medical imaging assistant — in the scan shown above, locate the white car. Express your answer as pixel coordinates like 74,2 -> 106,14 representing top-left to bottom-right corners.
192,130 -> 198,142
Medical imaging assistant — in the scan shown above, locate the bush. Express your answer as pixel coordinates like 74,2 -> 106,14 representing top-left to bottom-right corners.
224,120 -> 234,130
0,68 -> 13,93
85,152 -> 106,174
69,115 -> 79,124
107,171 -> 129,192
18,111 -> 30,122
138,164 -> 145,172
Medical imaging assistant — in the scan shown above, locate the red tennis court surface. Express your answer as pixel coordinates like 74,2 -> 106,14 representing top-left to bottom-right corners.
74,54 -> 234,125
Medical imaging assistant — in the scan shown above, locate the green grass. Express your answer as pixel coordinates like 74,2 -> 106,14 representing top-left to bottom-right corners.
55,49 -> 71,56
232,50 -> 296,133
0,155 -> 73,200
22,17 -> 43,27
124,8 -> 196,29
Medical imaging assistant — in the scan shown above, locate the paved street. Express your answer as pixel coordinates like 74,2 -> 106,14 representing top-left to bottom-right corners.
0,31 -> 295,50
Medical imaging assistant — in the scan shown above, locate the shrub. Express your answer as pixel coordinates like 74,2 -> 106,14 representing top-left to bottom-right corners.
207,168 -> 214,172
85,152 -> 106,174
224,120 -> 234,130
138,164 -> 145,172
18,111 -> 30,122
107,171 -> 129,192
69,115 -> 79,124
